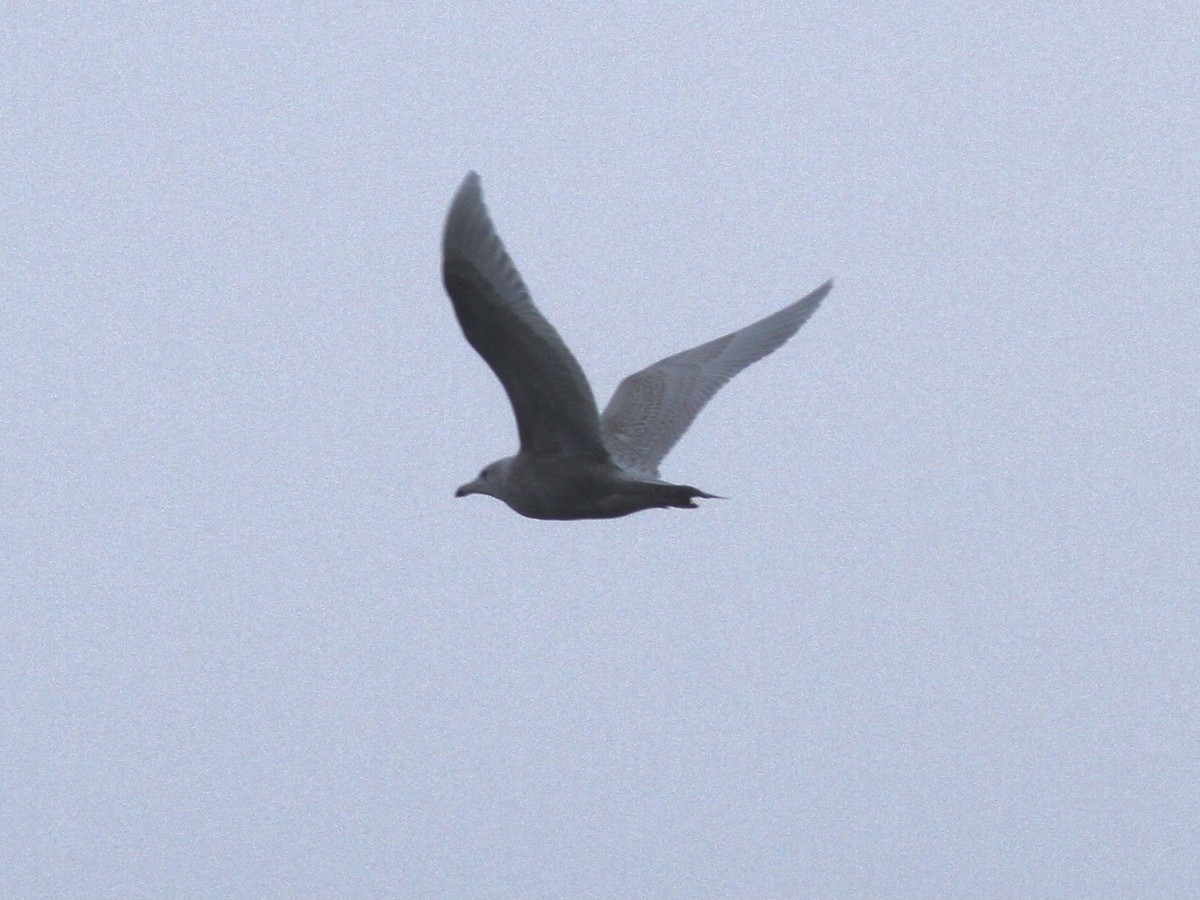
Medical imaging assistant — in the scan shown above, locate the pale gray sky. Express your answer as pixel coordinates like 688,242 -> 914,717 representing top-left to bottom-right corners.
3,4 -> 1198,897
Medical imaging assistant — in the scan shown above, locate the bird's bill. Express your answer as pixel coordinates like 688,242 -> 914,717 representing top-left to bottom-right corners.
454,479 -> 480,498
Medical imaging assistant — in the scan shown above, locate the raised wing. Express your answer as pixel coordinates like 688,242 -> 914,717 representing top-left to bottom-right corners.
442,173 -> 609,461
600,280 -> 831,476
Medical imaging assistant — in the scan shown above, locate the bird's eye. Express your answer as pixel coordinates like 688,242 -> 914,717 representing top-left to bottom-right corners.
479,468 -> 488,479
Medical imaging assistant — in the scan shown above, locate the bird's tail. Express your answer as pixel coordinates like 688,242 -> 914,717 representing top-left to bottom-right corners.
654,482 -> 723,510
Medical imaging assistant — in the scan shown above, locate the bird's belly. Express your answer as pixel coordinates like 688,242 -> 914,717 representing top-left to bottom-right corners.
507,460 -> 700,520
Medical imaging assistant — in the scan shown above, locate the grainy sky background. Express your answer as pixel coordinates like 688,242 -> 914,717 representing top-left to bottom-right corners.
3,4 -> 1198,897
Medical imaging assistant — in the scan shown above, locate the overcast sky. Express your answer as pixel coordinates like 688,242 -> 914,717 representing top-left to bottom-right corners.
3,4 -> 1198,897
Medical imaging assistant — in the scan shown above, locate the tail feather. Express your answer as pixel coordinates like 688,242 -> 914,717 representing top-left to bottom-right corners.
656,482 -> 722,509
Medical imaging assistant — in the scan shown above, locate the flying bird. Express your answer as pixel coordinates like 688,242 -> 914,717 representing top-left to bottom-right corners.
442,171 -> 830,520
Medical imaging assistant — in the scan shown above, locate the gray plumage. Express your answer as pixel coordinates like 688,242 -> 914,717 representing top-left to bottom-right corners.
442,171 -> 830,520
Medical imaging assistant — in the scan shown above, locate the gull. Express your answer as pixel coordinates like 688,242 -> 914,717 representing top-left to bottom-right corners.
442,171 -> 830,520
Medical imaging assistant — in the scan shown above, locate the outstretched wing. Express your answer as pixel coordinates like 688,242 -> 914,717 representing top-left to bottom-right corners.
600,280 -> 831,476
442,173 -> 609,461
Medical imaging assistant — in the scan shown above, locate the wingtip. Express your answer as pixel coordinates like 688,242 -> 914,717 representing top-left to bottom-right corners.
793,278 -> 834,317
783,278 -> 833,322
444,171 -> 488,257
450,171 -> 482,208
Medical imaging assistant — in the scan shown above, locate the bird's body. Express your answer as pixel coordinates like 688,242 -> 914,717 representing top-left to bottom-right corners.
441,172 -> 829,520
456,455 -> 717,521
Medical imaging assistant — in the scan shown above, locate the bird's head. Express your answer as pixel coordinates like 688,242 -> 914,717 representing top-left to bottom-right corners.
455,456 -> 514,501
